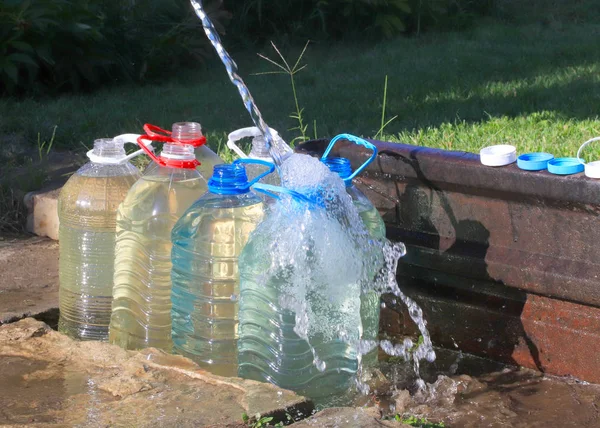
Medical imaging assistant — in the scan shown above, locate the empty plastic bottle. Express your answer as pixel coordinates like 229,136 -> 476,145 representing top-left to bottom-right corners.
58,138 -> 141,341
171,160 -> 273,376
227,127 -> 283,185
321,135 -> 386,367
109,122 -> 208,352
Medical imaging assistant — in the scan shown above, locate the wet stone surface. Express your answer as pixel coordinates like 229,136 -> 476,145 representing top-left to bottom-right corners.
0,237 -> 59,327
0,318 -> 312,427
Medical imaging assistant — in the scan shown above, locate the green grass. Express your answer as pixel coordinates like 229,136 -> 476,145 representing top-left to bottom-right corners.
2,20 -> 600,163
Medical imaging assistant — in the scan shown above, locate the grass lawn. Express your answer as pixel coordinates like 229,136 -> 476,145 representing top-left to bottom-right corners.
1,14 -> 600,231
2,19 -> 600,160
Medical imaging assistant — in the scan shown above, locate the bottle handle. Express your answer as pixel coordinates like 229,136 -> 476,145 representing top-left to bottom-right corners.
86,133 -> 153,165
233,158 -> 275,187
252,183 -> 314,203
577,136 -> 600,178
227,127 -> 281,159
143,123 -> 207,147
321,133 -> 378,183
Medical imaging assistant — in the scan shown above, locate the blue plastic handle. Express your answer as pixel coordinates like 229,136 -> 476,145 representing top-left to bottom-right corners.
233,158 -> 276,188
252,183 -> 315,204
320,133 -> 378,185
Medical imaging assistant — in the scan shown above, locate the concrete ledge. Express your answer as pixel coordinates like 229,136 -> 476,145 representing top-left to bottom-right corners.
296,138 -> 600,384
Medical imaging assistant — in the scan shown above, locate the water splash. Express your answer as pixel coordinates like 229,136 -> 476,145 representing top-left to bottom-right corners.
190,0 -> 436,401
189,0 -> 293,166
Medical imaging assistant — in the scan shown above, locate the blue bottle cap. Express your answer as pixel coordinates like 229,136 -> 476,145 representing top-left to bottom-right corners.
517,153 -> 554,171
208,164 -> 250,195
547,157 -> 585,175
322,157 -> 352,186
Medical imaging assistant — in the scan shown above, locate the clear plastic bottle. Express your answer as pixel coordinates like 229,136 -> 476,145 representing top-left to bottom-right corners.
237,155 -> 374,403
322,156 -> 385,367
227,127 -> 282,186
109,123 -> 208,351
58,138 -> 141,341
186,121 -> 225,180
171,161 -> 270,376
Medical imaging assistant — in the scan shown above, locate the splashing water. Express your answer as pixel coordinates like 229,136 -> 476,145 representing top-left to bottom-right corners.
189,0 -> 293,166
189,0 -> 436,400
237,155 -> 436,404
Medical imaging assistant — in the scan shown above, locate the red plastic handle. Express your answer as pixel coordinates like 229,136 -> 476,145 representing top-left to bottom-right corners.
143,123 -> 207,147
137,123 -> 204,169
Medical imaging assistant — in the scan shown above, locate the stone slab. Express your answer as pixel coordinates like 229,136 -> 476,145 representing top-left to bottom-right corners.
293,407 -> 394,427
0,238 -> 59,326
0,318 -> 313,427
24,188 -> 61,240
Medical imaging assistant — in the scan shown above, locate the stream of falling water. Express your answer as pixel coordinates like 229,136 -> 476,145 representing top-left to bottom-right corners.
189,0 -> 436,401
189,0 -> 293,167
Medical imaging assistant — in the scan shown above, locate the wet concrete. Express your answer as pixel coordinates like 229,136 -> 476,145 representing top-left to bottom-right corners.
0,318 -> 313,427
371,348 -> 600,428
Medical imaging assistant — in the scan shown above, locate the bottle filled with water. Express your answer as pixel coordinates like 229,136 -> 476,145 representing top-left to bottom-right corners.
109,122 -> 208,351
321,134 -> 386,367
58,138 -> 141,341
171,160 -> 273,376
237,153 -> 382,403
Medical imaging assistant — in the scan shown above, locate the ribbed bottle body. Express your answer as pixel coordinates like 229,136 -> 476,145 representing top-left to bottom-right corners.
58,162 -> 140,341
109,166 -> 206,351
171,193 -> 263,376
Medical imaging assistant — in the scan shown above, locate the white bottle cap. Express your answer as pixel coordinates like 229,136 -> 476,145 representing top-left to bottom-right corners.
480,145 -> 517,167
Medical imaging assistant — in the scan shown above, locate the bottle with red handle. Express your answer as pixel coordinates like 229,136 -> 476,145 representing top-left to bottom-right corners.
109,122 -> 209,352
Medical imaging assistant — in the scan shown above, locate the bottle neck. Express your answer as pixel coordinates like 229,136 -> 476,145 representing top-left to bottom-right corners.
160,143 -> 196,162
249,135 -> 272,159
172,122 -> 203,141
92,138 -> 126,159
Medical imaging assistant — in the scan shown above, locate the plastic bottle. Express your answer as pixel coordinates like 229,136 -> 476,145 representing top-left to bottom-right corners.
322,157 -> 384,367
190,121 -> 225,180
227,127 -> 282,185
109,123 -> 208,351
320,135 -> 386,368
58,138 -> 141,341
237,154 -> 378,403
171,160 -> 273,376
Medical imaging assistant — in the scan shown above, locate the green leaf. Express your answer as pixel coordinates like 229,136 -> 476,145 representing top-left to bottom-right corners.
2,62 -> 19,83
8,53 -> 38,67
8,41 -> 34,53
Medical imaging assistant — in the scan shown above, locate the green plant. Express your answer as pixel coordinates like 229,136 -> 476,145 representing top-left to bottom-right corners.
395,414 -> 445,427
0,0 -> 230,95
242,413 -> 285,427
37,125 -> 56,162
374,75 -> 398,140
255,40 -> 312,146
226,0 -> 411,44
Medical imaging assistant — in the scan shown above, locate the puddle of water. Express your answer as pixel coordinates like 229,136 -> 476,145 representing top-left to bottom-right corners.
360,348 -> 600,427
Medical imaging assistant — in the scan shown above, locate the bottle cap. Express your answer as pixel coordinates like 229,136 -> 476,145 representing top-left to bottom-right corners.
480,145 -> 517,167
547,157 -> 584,175
517,153 -> 554,171
208,159 -> 275,195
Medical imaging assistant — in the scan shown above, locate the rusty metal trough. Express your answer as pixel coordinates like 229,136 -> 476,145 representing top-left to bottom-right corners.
296,138 -> 600,384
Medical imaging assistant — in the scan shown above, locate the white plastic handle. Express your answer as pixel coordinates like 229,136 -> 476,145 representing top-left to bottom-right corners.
226,127 -> 279,159
86,133 -> 153,165
576,136 -> 600,178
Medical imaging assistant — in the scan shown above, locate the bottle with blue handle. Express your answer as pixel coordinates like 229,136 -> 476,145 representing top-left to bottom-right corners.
171,159 -> 273,377
237,153 -> 378,404
321,134 -> 386,367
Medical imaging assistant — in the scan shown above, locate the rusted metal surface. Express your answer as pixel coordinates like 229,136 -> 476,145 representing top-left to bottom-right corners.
296,138 -> 600,382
